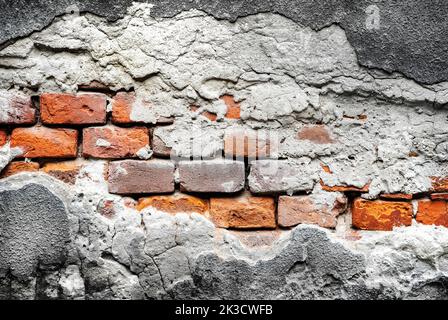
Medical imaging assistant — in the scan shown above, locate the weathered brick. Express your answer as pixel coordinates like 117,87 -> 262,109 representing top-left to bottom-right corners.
380,193 -> 413,200
352,198 -> 413,231
137,193 -> 209,214
297,125 -> 334,144
152,132 -> 172,158
11,127 -> 78,158
224,128 -> 276,159
431,176 -> 448,192
112,92 -> 174,124
0,91 -> 35,124
1,161 -> 39,178
178,160 -> 245,193
221,95 -> 240,119
416,200 -> 448,227
210,194 -> 276,229
278,194 -> 347,229
0,130 -> 7,146
40,93 -> 107,125
248,160 -> 317,194
41,160 -> 83,184
320,180 -> 370,193
83,126 -> 149,159
108,160 -> 175,194
431,193 -> 448,200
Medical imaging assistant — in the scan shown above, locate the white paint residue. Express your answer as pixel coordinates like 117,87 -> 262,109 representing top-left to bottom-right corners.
96,139 -> 111,148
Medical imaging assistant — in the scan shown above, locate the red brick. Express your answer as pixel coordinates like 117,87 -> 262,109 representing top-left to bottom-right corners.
431,177 -> 448,192
11,127 -> 78,158
0,130 -> 7,146
40,93 -> 107,125
178,160 -> 245,193
41,160 -> 84,184
111,92 -> 173,124
82,126 -> 149,159
137,193 -> 209,214
108,160 -> 175,194
416,200 -> 448,227
297,125 -> 334,144
224,128 -> 276,159
380,193 -> 413,200
152,132 -> 172,158
221,95 -> 240,119
278,194 -> 347,229
431,193 -> 448,200
352,198 -> 413,231
320,180 -> 370,193
210,194 -> 276,229
1,161 -> 39,178
0,92 -> 35,124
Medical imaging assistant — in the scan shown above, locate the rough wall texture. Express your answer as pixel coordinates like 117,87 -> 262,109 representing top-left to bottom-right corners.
1,1 -> 448,299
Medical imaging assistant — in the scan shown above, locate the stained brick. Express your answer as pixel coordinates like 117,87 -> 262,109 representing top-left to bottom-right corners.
416,200 -> 448,227
152,132 -> 172,158
224,128 -> 276,159
137,193 -> 209,214
11,127 -> 78,158
0,91 -> 35,124
83,126 -> 149,159
210,194 -> 276,229
1,161 -> 39,178
278,194 -> 347,229
297,125 -> 334,144
221,95 -> 240,119
112,92 -> 174,124
431,177 -> 448,192
178,160 -> 245,193
41,160 -> 84,184
352,198 -> 413,231
108,160 -> 175,194
40,93 -> 107,125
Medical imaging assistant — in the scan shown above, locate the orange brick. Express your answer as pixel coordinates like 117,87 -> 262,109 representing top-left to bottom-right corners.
1,161 -> 39,178
431,193 -> 448,200
210,194 -> 276,229
416,200 -> 448,227
40,93 -> 107,125
0,130 -> 7,146
297,125 -> 334,144
82,126 -> 149,159
352,198 -> 413,231
221,95 -> 240,119
380,193 -> 413,200
137,193 -> 209,214
224,128 -> 275,159
111,92 -> 173,124
11,127 -> 78,158
41,160 -> 84,184
431,177 -> 448,192
320,180 -> 370,193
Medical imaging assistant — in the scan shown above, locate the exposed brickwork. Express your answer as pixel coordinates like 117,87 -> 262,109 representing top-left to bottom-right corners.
0,92 -> 35,125
380,193 -> 413,200
151,133 -> 172,158
431,193 -> 448,200
224,128 -> 275,159
221,95 -> 241,119
0,130 -> 7,146
179,160 -> 245,193
111,92 -> 174,124
320,180 -> 370,193
40,93 -> 107,125
137,193 -> 209,214
278,194 -> 347,229
0,161 -> 39,178
108,160 -> 175,194
416,200 -> 448,227
210,194 -> 276,229
83,126 -> 149,159
41,161 -> 83,184
297,125 -> 334,144
352,198 -> 413,231
431,177 -> 448,192
11,127 -> 78,158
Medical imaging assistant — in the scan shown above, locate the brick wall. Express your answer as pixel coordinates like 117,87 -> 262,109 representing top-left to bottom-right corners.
1,90 -> 448,233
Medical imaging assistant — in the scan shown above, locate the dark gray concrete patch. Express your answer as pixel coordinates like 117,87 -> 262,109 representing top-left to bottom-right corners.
0,0 -> 447,84
0,184 -> 69,280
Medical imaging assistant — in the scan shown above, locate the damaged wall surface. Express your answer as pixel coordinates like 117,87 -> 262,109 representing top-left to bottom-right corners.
1,1 -> 448,299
